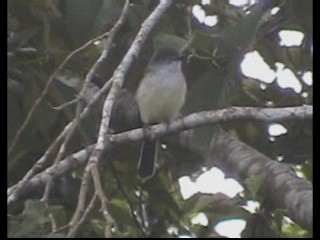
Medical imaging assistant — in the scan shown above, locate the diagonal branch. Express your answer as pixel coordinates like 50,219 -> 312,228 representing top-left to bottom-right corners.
7,105 -> 312,231
41,0 -> 132,205
210,128 -> 312,232
8,29 -> 110,156
8,0 -> 130,204
8,105 -> 312,205
8,146 -> 94,204
7,78 -> 113,201
75,0 -> 173,234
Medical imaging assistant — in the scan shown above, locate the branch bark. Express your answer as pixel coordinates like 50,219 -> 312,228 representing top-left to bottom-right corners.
8,27 -> 110,156
8,105 -> 312,203
7,105 -> 312,231
108,105 -> 312,145
210,129 -> 312,232
72,0 -> 173,235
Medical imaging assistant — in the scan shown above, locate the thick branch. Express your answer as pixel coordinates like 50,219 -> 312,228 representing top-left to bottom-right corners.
8,105 -> 313,231
67,1 -> 132,236
8,146 -> 94,204
93,0 -> 173,152
41,0 -> 132,203
8,105 -> 312,204
109,105 -> 312,145
83,0 -> 173,234
210,129 -> 312,232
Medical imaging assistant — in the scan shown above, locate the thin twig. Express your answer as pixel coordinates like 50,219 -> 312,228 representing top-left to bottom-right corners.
41,113 -> 80,203
109,162 -> 146,236
7,60 -> 113,205
138,185 -> 147,230
8,146 -> 94,206
78,194 -> 98,226
7,105 -> 312,204
7,135 -> 64,201
50,224 -> 69,235
42,0 -> 130,201
85,0 -> 172,236
49,212 -> 57,233
67,194 -> 97,237
9,10 -> 117,200
68,166 -> 92,237
67,1 -> 132,235
8,31 -> 110,156
49,97 -> 79,110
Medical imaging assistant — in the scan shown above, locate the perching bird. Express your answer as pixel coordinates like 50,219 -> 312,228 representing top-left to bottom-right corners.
135,47 -> 187,179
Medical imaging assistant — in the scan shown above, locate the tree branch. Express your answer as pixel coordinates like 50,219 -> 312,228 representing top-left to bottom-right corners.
109,162 -> 147,236
8,27 -> 110,156
8,146 -> 94,205
77,0 -> 173,234
108,105 -> 312,145
8,105 -> 312,205
210,128 -> 312,232
66,1 -> 132,235
68,193 -> 97,237
41,0 -> 132,206
8,0 -> 130,199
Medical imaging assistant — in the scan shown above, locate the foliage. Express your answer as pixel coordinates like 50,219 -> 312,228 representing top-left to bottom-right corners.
8,0 -> 312,238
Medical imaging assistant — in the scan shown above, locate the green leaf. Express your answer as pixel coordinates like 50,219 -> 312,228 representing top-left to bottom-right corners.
300,160 -> 312,181
282,222 -> 309,238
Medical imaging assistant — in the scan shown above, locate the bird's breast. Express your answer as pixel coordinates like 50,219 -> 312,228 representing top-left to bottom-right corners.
136,63 -> 186,124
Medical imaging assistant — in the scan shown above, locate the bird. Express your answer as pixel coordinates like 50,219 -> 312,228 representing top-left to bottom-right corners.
135,47 -> 187,179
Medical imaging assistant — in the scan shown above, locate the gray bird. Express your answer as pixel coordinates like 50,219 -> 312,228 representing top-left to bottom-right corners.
135,47 -> 187,179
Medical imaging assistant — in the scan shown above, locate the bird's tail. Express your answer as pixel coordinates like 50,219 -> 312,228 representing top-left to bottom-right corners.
137,140 -> 157,179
